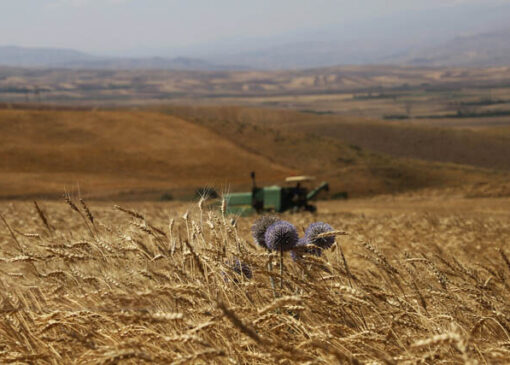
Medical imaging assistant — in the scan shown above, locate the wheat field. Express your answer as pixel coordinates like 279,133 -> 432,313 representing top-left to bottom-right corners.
0,196 -> 509,364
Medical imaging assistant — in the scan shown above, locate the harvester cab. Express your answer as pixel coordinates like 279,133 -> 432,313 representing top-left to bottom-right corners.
225,172 -> 329,216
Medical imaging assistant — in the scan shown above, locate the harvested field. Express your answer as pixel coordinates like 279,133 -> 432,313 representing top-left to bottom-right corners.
4,107 -> 504,201
1,195 -> 509,363
0,109 -> 293,199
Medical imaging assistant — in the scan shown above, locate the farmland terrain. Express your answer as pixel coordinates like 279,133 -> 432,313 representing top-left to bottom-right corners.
164,106 -> 510,171
0,109 -> 296,200
2,65 -> 510,110
4,64 -> 510,139
1,62 -> 510,365
1,107 -> 508,200
1,64 -> 510,200
0,194 -> 509,363
3,3 -> 510,363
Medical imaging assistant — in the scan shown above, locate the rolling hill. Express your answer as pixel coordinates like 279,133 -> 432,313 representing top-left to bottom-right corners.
0,109 -> 293,199
286,118 -> 510,171
162,106 -> 510,171
0,106 -> 502,200
3,65 -> 510,107
161,106 -> 506,197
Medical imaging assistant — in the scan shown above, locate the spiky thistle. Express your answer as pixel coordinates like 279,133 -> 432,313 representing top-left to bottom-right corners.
305,222 -> 335,250
291,237 -> 322,261
230,258 -> 252,279
265,221 -> 299,252
251,215 -> 280,250
222,258 -> 252,283
265,220 -> 298,290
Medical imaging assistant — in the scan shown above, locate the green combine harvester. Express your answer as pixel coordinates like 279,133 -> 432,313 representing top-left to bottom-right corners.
225,172 -> 329,216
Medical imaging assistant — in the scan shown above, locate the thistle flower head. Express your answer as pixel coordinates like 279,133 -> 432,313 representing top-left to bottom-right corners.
291,237 -> 322,261
305,222 -> 335,249
223,258 -> 252,283
251,215 -> 280,250
230,258 -> 252,279
265,220 -> 299,252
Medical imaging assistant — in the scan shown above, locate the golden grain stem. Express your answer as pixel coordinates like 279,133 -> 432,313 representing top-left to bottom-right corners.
0,213 -> 23,252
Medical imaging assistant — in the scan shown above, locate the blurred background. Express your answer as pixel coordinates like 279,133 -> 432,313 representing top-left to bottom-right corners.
1,0 -> 510,200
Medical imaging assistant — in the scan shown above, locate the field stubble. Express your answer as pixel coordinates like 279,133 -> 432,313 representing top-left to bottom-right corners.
0,196 -> 509,363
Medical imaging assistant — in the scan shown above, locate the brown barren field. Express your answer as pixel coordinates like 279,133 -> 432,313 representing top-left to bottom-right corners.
2,107 -> 508,200
2,106 -> 510,200
164,105 -> 510,171
0,109 -> 294,199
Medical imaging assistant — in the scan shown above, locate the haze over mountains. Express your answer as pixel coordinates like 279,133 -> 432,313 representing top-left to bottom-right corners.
0,46 -> 240,71
399,29 -> 510,67
201,27 -> 510,70
1,2 -> 510,70
201,3 -> 510,69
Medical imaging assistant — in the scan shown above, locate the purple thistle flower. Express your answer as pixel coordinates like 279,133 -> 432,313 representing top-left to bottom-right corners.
251,215 -> 280,250
231,259 -> 252,279
223,258 -> 252,283
305,222 -> 335,249
291,237 -> 322,261
265,221 -> 299,252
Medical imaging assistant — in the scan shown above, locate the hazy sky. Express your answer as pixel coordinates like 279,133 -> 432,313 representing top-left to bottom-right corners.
0,0 -> 508,55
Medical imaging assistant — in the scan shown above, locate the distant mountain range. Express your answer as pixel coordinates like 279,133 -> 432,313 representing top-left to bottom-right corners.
0,46 -> 245,71
0,46 -> 98,68
199,3 -> 510,70
396,29 -> 510,67
3,26 -> 510,71
203,27 -> 510,70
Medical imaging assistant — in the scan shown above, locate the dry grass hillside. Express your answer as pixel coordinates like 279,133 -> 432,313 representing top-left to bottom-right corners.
0,106 -> 506,200
0,109 -> 294,199
294,120 -> 510,171
164,105 -> 510,172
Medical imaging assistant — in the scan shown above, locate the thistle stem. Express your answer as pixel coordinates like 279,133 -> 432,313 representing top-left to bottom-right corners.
268,257 -> 277,298
280,246 -> 284,290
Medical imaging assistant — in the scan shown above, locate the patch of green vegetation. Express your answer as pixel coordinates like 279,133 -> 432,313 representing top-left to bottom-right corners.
160,192 -> 174,201
415,110 -> 510,119
330,191 -> 349,200
353,93 -> 397,100
299,109 -> 335,115
457,98 -> 509,106
383,114 -> 410,120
